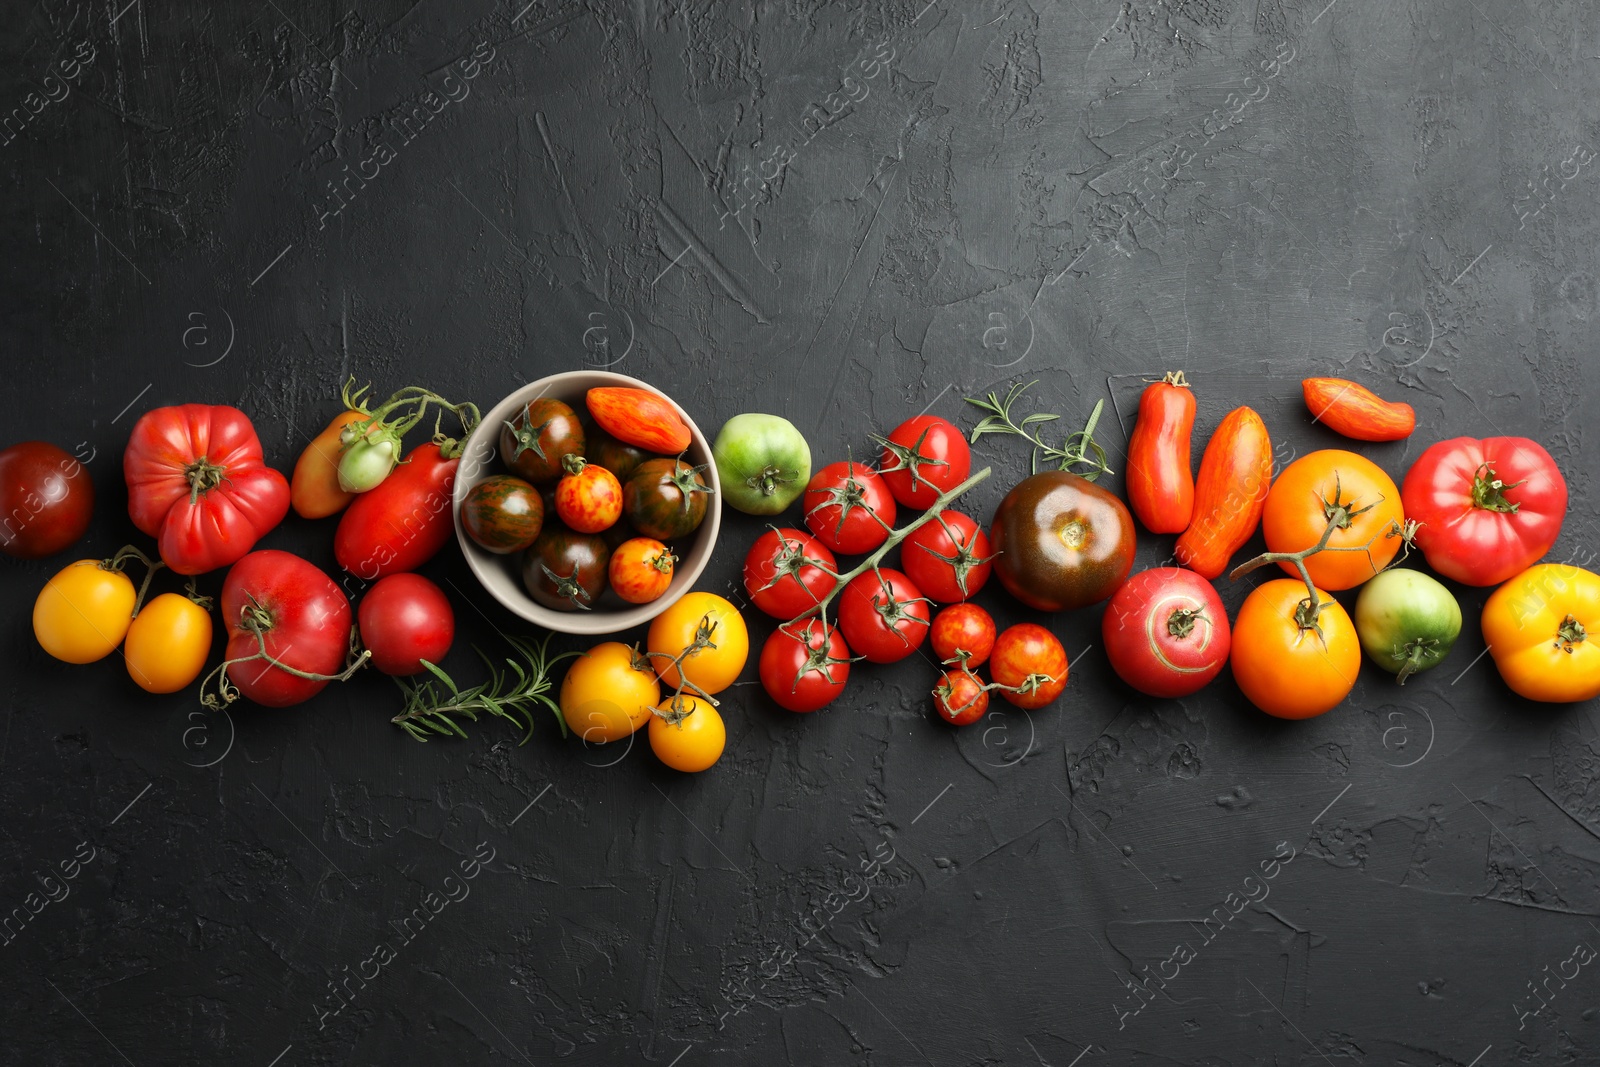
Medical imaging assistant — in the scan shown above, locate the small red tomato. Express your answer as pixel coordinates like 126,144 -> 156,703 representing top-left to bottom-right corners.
743,528 -> 839,620
609,537 -> 675,604
933,668 -> 990,726
901,510 -> 994,603
0,441 -> 94,559
878,415 -> 972,509
929,602 -> 996,668
837,567 -> 930,664
358,573 -> 455,676
758,619 -> 853,713
803,460 -> 897,555
1102,566 -> 1230,698
555,457 -> 622,534
990,623 -> 1068,709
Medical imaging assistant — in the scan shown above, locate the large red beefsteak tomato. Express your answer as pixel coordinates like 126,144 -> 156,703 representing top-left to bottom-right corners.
221,550 -> 353,707
1401,436 -> 1567,587
124,405 -> 290,574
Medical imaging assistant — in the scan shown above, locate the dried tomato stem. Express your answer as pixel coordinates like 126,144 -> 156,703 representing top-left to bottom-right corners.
103,544 -> 166,616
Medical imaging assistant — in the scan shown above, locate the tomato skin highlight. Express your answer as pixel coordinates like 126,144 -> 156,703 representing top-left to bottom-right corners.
291,411 -> 364,519
878,415 -> 972,510
742,528 -> 838,620
1175,406 -> 1274,580
1126,373 -> 1196,534
0,441 -> 94,559
1481,563 -> 1600,703
838,568 -> 931,664
1262,450 -> 1404,591
334,442 -> 457,580
990,623 -> 1068,709
125,592 -> 214,693
358,573 -> 455,676
1302,377 -> 1415,441
929,602 -> 996,668
586,387 -> 692,454
648,696 -> 726,772
1230,578 -> 1359,719
989,471 -> 1135,613
1401,436 -> 1568,588
1102,567 -> 1230,698
124,404 -> 290,576
933,668 -> 989,725
759,619 -> 852,713
804,461 -> 897,555
901,510 -> 993,604
33,559 -> 137,664
221,550 -> 352,708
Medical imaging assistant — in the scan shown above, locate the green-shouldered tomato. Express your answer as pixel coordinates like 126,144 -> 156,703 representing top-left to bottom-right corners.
460,475 -> 544,554
625,458 -> 712,541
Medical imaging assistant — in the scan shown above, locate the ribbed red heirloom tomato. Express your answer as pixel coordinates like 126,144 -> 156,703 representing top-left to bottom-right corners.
358,573 -> 455,676
901,510 -> 993,603
221,550 -> 352,707
803,461 -> 897,555
878,415 -> 972,509
759,619 -> 853,712
1102,567 -> 1230,698
743,528 -> 838,619
837,568 -> 929,663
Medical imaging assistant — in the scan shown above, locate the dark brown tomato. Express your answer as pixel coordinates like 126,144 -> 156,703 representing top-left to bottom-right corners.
587,427 -> 652,484
460,475 -> 544,554
522,524 -> 611,611
624,458 -> 712,541
990,471 -> 1136,612
500,397 -> 585,483
0,441 -> 94,559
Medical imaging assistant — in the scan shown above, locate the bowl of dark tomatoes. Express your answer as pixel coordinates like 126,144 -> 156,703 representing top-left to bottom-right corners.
452,370 -> 721,635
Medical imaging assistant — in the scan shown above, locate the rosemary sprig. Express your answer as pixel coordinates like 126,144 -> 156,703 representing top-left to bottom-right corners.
390,633 -> 577,743
965,380 -> 1113,480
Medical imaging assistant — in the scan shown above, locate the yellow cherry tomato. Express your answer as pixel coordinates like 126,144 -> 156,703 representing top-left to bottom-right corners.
1230,578 -> 1360,718
33,559 -> 137,663
647,591 -> 749,696
559,641 -> 661,743
125,592 -> 214,693
1482,563 -> 1600,703
648,695 -> 726,772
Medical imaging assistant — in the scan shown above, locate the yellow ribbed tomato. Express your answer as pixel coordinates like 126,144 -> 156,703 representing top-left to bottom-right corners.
559,641 -> 661,743
1482,564 -> 1600,703
33,559 -> 137,663
125,592 -> 214,693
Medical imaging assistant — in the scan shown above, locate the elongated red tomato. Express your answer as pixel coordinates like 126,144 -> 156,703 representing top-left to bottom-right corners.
1302,378 -> 1415,442
586,387 -> 692,453
335,442 -> 458,580
1126,372 -> 1195,533
221,550 -> 352,707
1175,407 -> 1273,579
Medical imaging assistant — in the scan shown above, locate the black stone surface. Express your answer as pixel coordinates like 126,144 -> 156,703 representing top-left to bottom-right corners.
3,1 -> 1598,1064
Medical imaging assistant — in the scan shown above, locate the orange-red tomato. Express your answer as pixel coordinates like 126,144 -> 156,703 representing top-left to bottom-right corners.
291,410 -> 364,519
1175,407 -> 1273,579
609,538 -> 675,604
1262,450 -> 1404,591
555,458 -> 622,534
989,623 -> 1068,709
1230,578 -> 1360,719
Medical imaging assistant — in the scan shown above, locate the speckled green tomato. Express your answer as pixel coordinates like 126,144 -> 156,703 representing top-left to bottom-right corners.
1354,568 -> 1462,683
460,475 -> 544,554
624,458 -> 712,541
500,397 -> 585,483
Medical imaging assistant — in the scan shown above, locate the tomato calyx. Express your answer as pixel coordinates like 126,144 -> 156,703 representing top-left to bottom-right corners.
874,426 -> 950,496
1556,614 -> 1587,652
561,454 -> 590,477
782,622 -> 857,695
540,562 -> 596,611
1318,470 -> 1380,531
1159,370 -> 1190,388
182,576 -> 214,611
1392,636 -> 1442,685
647,547 -> 678,574
862,568 -> 932,646
1471,461 -> 1524,514
1167,607 -> 1206,639
663,457 -> 714,515
754,529 -> 839,599
183,456 -> 231,505
914,513 -> 999,598
651,692 -> 700,726
806,460 -> 895,542
743,463 -> 798,501
200,594 -> 373,711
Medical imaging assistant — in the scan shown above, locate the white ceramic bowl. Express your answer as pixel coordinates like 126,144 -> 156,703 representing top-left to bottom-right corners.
452,370 -> 721,635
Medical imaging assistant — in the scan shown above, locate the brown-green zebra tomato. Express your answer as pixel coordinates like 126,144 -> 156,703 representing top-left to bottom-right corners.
586,426 -> 652,484
460,475 -> 544,555
522,525 -> 611,611
624,458 -> 712,541
500,397 -> 585,483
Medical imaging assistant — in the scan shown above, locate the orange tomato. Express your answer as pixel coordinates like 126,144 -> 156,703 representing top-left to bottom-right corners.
1482,563 -> 1600,703
291,410 -> 365,519
648,694 -> 726,772
1175,407 -> 1273,579
1231,578 -> 1360,719
1262,449 -> 1404,591
609,538 -> 675,604
647,592 -> 748,695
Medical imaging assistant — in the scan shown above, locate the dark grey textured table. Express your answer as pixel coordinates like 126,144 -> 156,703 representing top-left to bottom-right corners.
3,1 -> 1597,1064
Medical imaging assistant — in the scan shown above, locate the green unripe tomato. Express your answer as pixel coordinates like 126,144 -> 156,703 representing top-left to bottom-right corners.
337,425 -> 400,492
1354,568 -> 1462,683
712,413 -> 811,516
